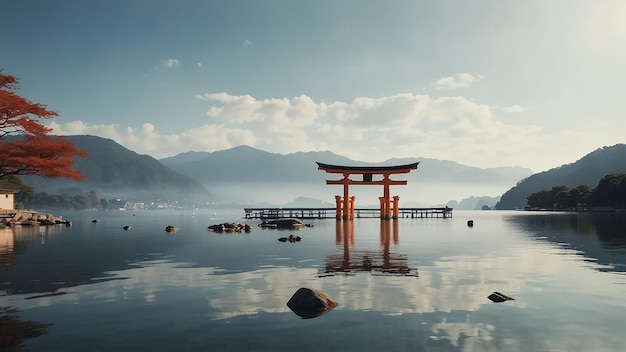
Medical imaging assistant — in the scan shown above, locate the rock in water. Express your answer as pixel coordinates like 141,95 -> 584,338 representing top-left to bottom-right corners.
488,291 -> 515,303
165,225 -> 179,233
287,287 -> 338,319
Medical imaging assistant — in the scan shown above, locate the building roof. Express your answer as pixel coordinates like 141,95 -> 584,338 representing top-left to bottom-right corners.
0,180 -> 20,193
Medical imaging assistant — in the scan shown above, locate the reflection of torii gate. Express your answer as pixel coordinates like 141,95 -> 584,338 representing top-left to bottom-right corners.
317,162 -> 419,220
320,217 -> 418,277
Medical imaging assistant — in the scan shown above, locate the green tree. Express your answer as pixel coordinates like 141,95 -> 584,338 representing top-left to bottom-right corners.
527,189 -> 554,208
592,174 -> 626,207
554,189 -> 574,209
570,184 -> 593,207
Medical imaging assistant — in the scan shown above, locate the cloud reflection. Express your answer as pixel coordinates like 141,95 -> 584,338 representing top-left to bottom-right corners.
3,213 -> 625,351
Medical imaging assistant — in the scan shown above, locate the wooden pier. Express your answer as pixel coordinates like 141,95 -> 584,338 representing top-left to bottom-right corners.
244,207 -> 452,220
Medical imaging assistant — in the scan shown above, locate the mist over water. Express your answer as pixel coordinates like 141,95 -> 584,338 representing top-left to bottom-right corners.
206,181 -> 510,207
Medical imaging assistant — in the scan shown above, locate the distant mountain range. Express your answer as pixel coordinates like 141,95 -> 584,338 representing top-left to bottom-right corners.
18,135 -> 625,210
160,145 -> 532,207
20,135 -> 211,203
496,144 -> 626,209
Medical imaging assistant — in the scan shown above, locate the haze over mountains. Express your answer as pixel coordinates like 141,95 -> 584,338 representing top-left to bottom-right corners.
18,135 -> 626,210
20,135 -> 211,204
159,145 -> 531,207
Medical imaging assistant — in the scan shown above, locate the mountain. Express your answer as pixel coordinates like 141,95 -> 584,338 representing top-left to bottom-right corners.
20,135 -> 212,203
446,196 -> 501,210
496,144 -> 626,210
161,145 -> 355,184
159,151 -> 212,167
162,145 -> 532,207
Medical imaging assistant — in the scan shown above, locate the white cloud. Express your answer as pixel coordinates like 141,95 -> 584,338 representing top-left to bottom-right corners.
162,58 -> 180,68
48,121 -> 256,159
48,91 -> 615,171
433,73 -> 481,89
499,105 -> 529,113
243,39 -> 252,47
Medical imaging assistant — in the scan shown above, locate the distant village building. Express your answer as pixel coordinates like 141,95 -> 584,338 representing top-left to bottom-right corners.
0,181 -> 19,210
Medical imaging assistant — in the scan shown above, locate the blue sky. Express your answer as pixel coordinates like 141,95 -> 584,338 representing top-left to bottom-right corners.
2,0 -> 625,172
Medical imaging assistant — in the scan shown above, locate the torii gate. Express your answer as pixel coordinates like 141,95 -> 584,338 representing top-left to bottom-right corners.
317,162 -> 419,220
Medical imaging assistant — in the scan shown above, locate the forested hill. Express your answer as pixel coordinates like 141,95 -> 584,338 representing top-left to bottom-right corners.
20,135 -> 212,203
496,144 -> 626,209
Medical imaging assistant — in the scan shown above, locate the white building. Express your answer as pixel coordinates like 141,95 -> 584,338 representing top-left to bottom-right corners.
0,181 -> 19,210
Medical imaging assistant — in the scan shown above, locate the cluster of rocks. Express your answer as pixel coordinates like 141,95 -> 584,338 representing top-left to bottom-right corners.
0,210 -> 72,227
208,222 -> 252,233
278,234 -> 301,242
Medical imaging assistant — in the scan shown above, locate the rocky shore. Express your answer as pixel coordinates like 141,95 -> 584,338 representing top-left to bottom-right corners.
0,210 -> 71,227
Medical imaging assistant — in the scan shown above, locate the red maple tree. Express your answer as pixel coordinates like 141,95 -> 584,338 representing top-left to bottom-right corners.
0,69 -> 87,180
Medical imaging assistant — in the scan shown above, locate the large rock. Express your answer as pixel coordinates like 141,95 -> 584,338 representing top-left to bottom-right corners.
287,287 -> 338,319
488,291 -> 515,303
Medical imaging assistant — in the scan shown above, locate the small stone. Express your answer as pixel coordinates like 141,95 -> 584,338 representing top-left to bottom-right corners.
165,225 -> 179,233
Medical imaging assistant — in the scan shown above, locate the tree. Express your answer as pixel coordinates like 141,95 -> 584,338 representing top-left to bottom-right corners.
554,189 -> 574,209
527,189 -> 554,209
570,184 -> 593,207
592,174 -> 626,207
0,69 -> 87,180
527,185 -> 574,209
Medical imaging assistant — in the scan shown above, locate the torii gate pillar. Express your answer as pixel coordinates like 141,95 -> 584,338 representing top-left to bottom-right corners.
317,162 -> 419,220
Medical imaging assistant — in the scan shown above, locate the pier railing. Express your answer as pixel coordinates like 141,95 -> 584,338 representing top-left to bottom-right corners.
244,207 -> 452,219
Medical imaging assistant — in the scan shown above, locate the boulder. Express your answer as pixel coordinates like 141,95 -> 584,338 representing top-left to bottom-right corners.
287,287 -> 338,319
165,225 -> 179,233
488,291 -> 515,303
208,224 -> 225,232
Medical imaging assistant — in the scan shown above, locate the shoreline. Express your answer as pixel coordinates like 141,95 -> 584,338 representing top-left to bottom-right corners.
0,209 -> 71,227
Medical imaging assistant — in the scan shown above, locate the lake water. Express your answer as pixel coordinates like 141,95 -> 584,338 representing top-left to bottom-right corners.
1,209 -> 626,351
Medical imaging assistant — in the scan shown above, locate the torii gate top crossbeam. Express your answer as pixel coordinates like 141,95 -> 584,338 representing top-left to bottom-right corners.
316,162 -> 419,175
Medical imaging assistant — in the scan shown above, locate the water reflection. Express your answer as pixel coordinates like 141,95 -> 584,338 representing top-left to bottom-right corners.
3,212 -> 626,351
321,220 -> 418,277
0,306 -> 53,351
505,212 -> 626,272
0,228 -> 16,267
0,221 -> 190,298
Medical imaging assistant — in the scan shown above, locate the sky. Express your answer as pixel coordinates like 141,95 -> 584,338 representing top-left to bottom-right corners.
2,0 -> 625,173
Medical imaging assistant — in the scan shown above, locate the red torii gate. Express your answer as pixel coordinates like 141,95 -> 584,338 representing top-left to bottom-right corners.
316,162 -> 420,220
